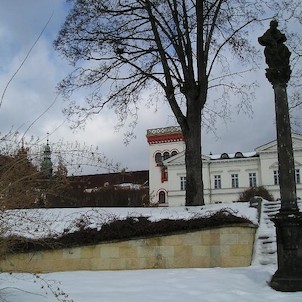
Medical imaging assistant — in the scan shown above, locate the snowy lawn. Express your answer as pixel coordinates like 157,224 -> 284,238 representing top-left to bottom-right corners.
1,266 -> 302,301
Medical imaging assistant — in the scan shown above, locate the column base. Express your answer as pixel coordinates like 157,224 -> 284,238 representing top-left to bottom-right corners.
270,270 -> 302,292
270,211 -> 302,292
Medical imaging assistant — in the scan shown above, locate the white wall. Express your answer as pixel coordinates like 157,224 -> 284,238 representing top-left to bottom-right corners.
148,130 -> 302,206
148,140 -> 185,204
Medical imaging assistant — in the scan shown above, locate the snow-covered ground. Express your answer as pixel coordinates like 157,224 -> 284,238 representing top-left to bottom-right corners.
1,266 -> 302,301
2,203 -> 257,239
1,202 -> 302,301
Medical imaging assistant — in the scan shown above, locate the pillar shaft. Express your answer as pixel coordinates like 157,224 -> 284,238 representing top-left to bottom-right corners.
273,83 -> 297,211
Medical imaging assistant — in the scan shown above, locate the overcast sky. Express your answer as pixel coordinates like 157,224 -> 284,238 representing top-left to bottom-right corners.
0,1 -> 300,175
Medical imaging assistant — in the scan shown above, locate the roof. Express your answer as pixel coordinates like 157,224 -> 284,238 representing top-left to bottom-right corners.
146,126 -> 184,144
255,132 -> 302,152
209,151 -> 258,160
163,150 -> 258,166
68,170 -> 149,190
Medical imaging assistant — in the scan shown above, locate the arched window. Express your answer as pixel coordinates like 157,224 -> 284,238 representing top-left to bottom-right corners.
171,150 -> 178,157
163,151 -> 170,160
158,191 -> 166,204
155,152 -> 162,164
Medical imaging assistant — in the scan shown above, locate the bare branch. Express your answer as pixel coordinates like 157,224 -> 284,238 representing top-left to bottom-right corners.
0,12 -> 54,110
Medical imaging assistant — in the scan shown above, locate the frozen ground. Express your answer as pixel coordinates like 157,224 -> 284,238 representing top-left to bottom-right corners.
1,266 -> 302,302
1,202 -> 302,301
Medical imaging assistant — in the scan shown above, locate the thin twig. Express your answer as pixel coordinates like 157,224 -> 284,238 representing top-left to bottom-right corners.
0,11 -> 54,110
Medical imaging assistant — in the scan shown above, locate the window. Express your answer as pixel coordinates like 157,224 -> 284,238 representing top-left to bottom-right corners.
163,151 -> 170,160
155,152 -> 162,164
171,150 -> 178,157
273,170 -> 279,185
231,174 -> 239,188
249,172 -> 257,187
158,191 -> 166,204
296,169 -> 301,184
214,175 -> 221,189
161,166 -> 168,182
180,176 -> 186,191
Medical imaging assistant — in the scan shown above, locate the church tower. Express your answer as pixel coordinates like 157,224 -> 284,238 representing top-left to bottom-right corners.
40,137 -> 53,178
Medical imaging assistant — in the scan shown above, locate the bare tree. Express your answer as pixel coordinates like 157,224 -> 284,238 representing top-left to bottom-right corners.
54,0 -> 302,205
0,130 -> 121,209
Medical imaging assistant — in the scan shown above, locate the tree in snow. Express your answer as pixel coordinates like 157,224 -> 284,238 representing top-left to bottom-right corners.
54,0 -> 302,205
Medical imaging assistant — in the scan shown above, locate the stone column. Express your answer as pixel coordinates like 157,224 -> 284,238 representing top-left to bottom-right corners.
259,20 -> 302,292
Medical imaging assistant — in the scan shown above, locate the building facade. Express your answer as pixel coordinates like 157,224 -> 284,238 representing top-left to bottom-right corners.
146,126 -> 302,206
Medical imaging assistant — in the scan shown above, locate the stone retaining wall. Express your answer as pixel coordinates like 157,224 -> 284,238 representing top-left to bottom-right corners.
0,224 -> 256,273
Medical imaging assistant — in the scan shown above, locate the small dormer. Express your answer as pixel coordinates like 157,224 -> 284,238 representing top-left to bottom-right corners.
235,151 -> 244,158
220,153 -> 229,159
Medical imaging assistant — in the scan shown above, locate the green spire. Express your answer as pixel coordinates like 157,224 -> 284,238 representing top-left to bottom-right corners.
41,136 -> 53,177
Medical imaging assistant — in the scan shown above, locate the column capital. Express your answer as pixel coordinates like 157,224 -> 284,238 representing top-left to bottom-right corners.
265,67 -> 291,86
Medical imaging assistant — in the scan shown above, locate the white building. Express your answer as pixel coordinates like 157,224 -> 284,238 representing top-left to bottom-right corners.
146,126 -> 302,206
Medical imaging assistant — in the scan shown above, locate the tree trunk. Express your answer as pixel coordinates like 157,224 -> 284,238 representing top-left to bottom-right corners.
181,91 -> 204,206
183,127 -> 204,206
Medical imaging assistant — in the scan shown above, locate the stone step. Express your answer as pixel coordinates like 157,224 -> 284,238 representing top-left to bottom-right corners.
265,251 -> 276,255
262,240 -> 273,245
263,207 -> 280,211
252,199 -> 280,266
263,213 -> 278,217
260,259 -> 276,265
250,199 -> 302,266
263,208 -> 279,212
263,204 -> 281,209
258,235 -> 269,240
